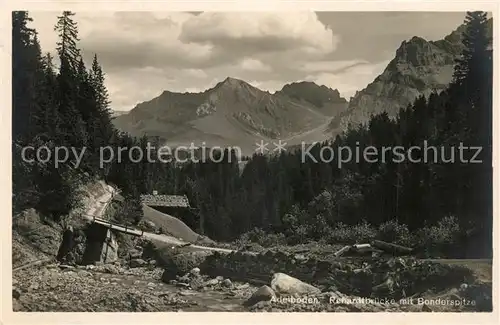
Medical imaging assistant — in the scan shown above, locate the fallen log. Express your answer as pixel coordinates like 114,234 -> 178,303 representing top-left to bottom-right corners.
333,245 -> 351,257
352,243 -> 372,252
371,240 -> 413,255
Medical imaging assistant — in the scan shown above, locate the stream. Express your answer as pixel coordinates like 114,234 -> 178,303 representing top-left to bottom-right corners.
96,270 -> 250,311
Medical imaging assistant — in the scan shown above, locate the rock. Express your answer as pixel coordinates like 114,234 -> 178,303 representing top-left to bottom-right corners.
189,277 -> 204,290
243,285 -> 276,307
215,276 -> 224,282
372,276 -> 395,295
322,290 -> 345,302
59,264 -> 75,270
270,273 -> 320,296
459,283 -> 468,291
236,283 -> 250,290
204,279 -> 219,286
130,258 -> 147,268
190,267 -> 200,276
177,274 -> 190,283
12,288 -> 21,299
222,279 -> 232,288
149,260 -> 157,266
128,249 -> 142,259
249,300 -> 272,311
12,298 -> 22,311
161,269 -> 177,282
103,264 -> 119,274
158,251 -> 213,277
422,304 -> 433,312
294,254 -> 307,262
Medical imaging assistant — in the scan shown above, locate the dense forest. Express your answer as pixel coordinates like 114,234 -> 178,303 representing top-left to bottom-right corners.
12,11 -> 492,258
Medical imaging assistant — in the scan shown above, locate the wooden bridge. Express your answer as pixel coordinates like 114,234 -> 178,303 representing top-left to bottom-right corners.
91,216 -> 144,237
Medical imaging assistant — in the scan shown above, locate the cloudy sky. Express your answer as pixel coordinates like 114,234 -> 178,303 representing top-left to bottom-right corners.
29,11 -> 466,111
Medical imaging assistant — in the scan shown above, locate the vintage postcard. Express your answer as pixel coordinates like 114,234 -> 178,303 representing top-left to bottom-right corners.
1,1 -> 498,324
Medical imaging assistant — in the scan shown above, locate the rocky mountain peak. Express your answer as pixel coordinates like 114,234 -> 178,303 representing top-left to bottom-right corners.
217,77 -> 251,89
278,81 -> 347,108
328,20 -> 488,133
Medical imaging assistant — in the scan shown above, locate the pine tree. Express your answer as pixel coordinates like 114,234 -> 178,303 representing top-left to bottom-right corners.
89,54 -> 115,172
12,11 -> 36,141
54,11 -> 80,71
54,11 -> 87,147
90,54 -> 111,113
40,53 -> 61,139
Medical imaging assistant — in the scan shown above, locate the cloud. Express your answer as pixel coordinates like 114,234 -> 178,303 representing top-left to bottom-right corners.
179,12 -> 338,55
297,60 -> 369,73
183,69 -> 208,79
27,11 -> 464,111
239,58 -> 272,72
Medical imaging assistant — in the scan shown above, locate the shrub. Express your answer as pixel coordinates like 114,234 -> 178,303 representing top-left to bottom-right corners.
352,221 -> 378,242
412,216 -> 462,257
112,195 -> 144,226
377,220 -> 412,246
326,221 -> 377,244
285,224 -> 310,245
234,227 -> 287,248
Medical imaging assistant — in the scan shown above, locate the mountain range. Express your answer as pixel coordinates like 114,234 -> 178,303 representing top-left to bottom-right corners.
113,78 -> 348,155
113,19 -> 492,155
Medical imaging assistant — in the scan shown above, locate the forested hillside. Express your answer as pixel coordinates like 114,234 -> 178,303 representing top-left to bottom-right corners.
144,12 -> 493,257
12,11 -> 492,258
12,11 -> 144,220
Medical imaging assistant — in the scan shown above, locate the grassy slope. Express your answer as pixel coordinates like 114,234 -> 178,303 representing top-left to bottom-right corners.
141,204 -> 203,243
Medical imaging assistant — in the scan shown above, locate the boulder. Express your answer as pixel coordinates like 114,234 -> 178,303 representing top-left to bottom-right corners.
270,273 -> 320,296
204,278 -> 219,286
190,267 -> 201,276
177,274 -> 191,283
103,264 -> 119,274
236,283 -> 250,290
189,276 -> 205,291
130,258 -> 147,268
160,251 -> 213,275
222,278 -> 232,288
12,288 -> 21,300
128,249 -> 142,259
243,285 -> 276,307
162,269 -> 178,282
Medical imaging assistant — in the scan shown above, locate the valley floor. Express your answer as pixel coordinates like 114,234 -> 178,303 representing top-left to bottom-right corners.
11,182 -> 493,313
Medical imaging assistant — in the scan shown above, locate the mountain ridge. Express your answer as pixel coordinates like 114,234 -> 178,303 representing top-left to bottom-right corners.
113,18 -> 493,154
113,78 -> 348,154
